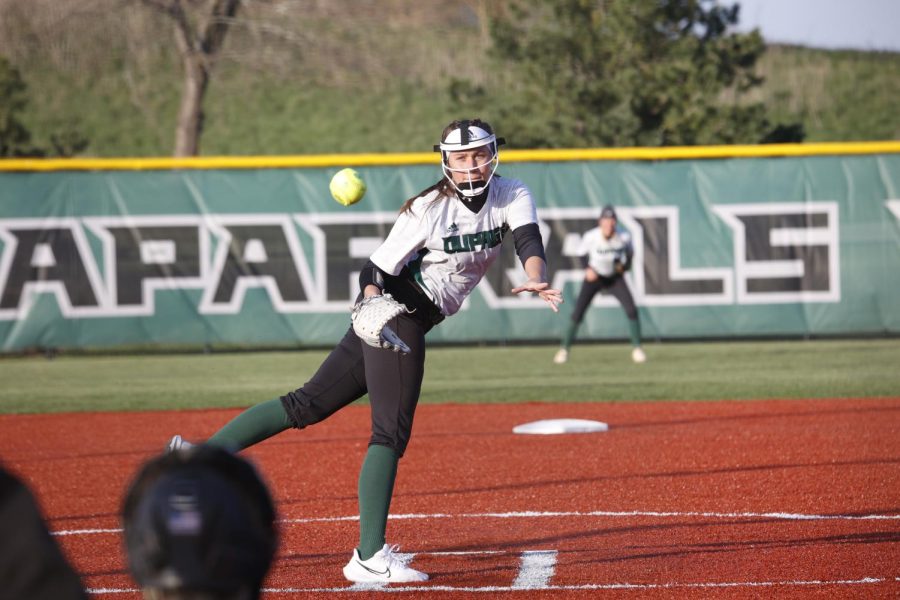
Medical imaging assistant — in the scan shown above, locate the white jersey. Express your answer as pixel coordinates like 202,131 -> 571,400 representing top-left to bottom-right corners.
370,176 -> 538,316
579,227 -> 633,277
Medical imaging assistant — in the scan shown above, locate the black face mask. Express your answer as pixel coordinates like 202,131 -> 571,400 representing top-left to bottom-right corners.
455,183 -> 490,212
458,179 -> 487,195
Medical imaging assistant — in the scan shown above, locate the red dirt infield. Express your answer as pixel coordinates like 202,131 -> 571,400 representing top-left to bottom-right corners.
1,397 -> 899,598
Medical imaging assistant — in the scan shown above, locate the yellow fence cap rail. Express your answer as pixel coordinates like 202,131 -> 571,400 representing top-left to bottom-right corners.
1,141 -> 898,172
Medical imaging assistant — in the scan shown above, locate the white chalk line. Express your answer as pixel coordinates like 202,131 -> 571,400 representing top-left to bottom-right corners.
55,527 -> 122,537
511,550 -> 557,589
282,509 -> 900,524
430,550 -> 506,555
86,577 -> 900,594
56,508 -> 900,537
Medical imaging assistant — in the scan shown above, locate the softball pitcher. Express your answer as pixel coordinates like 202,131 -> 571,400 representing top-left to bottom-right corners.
553,204 -> 646,364
168,119 -> 562,584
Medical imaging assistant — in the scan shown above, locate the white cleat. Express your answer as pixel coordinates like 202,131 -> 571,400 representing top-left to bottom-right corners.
342,544 -> 428,584
166,434 -> 195,453
631,347 -> 647,364
553,348 -> 569,364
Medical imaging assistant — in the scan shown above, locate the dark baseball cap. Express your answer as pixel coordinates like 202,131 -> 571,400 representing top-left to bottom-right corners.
600,205 -> 617,220
122,446 -> 277,597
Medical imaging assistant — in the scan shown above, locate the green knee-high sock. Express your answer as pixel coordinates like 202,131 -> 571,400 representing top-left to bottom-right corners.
206,398 -> 292,451
628,318 -> 642,347
561,320 -> 579,350
357,444 -> 399,561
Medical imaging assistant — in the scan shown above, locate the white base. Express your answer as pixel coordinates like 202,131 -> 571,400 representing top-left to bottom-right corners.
512,418 -> 609,435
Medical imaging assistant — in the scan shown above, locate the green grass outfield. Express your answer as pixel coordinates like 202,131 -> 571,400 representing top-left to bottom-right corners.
1,339 -> 898,414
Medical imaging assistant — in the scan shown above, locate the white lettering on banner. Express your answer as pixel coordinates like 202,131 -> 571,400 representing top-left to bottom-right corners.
82,216 -> 210,317
140,240 -> 177,265
0,203 -> 843,320
712,203 -> 840,304
30,243 -> 56,268
0,218 -> 111,319
613,206 -> 733,306
198,214 -> 319,315
887,200 -> 900,220
294,212 -> 397,311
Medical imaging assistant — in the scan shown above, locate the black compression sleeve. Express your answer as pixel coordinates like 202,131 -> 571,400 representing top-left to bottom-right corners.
359,259 -> 386,292
512,222 -> 546,266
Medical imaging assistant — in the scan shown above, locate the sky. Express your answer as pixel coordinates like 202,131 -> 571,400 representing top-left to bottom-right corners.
730,0 -> 900,52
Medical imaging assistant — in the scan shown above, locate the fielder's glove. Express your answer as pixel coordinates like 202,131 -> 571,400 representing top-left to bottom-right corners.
351,293 -> 412,354
613,259 -> 628,275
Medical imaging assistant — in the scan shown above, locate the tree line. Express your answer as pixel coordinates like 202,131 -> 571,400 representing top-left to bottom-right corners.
1,0 -> 893,158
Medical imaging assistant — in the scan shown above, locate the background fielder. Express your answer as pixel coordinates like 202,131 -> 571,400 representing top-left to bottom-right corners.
168,118 -> 562,585
554,204 -> 646,364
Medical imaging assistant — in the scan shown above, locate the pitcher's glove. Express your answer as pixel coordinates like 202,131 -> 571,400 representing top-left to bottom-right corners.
351,293 -> 412,354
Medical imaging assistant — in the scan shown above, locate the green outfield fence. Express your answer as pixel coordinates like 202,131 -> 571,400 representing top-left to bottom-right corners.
1,142 -> 898,352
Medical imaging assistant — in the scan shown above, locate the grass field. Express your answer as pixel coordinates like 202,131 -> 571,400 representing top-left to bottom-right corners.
1,338 -> 897,414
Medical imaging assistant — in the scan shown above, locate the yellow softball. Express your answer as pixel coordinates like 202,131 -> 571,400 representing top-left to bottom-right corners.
329,168 -> 367,206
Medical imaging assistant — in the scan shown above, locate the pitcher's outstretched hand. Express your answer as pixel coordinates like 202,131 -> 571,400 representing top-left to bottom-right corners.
511,280 -> 563,313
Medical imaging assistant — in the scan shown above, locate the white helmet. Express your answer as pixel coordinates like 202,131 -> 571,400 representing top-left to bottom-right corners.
434,119 -> 506,199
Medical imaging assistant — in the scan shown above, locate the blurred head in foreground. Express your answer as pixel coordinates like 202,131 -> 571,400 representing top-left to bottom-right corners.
0,464 -> 87,600
122,446 -> 277,600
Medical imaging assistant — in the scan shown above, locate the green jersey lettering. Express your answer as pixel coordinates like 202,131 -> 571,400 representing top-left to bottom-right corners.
443,225 -> 507,255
